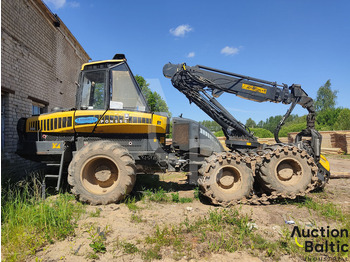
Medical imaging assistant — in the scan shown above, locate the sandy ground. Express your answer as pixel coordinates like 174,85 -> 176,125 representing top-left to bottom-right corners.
30,156 -> 350,262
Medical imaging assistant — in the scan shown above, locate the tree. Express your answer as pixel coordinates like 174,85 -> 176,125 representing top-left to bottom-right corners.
245,118 -> 256,128
316,108 -> 342,130
334,108 -> 350,130
315,80 -> 338,112
135,75 -> 170,115
135,75 -> 152,102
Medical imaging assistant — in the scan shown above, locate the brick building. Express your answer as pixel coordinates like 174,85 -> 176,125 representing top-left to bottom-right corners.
1,0 -> 90,172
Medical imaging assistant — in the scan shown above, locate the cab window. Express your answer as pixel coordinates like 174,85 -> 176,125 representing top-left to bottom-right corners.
110,63 -> 147,111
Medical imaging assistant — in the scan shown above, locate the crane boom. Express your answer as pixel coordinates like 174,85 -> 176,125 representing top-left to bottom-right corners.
163,63 -> 321,159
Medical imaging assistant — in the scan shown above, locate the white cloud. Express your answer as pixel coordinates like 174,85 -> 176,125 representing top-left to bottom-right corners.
221,46 -> 240,56
44,0 -> 66,9
170,24 -> 193,37
68,1 -> 80,8
187,52 -> 195,58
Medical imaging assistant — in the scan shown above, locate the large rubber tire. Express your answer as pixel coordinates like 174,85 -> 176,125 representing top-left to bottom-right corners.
198,152 -> 253,206
258,146 -> 316,195
68,141 -> 136,205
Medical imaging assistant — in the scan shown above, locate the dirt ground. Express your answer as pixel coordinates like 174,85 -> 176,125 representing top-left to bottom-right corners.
31,156 -> 350,262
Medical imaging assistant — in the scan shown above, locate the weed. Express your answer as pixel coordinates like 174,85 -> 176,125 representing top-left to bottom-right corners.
131,213 -> 144,223
171,192 -> 180,202
141,245 -> 162,261
86,252 -> 99,260
124,196 -> 140,211
89,208 -> 101,217
87,225 -> 109,254
119,241 -> 139,254
194,186 -> 200,200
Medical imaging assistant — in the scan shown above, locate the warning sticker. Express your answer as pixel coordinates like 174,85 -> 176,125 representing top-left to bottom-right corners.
242,83 -> 267,94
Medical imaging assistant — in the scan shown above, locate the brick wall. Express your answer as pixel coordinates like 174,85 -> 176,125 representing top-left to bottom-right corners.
1,0 -> 90,173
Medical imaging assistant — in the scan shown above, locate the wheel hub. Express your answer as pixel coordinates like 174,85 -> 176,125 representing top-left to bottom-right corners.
277,163 -> 294,180
219,175 -> 235,187
217,166 -> 241,190
95,165 -> 112,182
276,158 -> 303,185
81,156 -> 119,195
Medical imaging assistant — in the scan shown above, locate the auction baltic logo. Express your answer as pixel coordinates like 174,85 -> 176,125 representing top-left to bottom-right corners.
291,226 -> 349,252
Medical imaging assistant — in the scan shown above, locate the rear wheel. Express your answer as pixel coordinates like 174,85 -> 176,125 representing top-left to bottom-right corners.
68,141 -> 136,205
258,146 -> 316,195
198,152 -> 253,206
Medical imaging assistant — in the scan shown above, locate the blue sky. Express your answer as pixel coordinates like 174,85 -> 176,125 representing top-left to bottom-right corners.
44,0 -> 350,124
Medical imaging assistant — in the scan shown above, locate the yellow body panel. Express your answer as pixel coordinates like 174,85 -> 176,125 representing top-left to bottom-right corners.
319,154 -> 330,172
26,111 -> 75,133
26,110 -> 167,135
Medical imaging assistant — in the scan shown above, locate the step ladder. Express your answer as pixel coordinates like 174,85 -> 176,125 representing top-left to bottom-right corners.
42,148 -> 67,199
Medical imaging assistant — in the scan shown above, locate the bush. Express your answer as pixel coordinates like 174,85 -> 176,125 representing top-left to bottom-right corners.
279,122 -> 307,137
250,128 -> 273,138
316,108 -> 342,129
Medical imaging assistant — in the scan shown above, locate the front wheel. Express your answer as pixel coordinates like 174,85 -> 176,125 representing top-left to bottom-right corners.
258,146 -> 316,195
68,141 -> 136,205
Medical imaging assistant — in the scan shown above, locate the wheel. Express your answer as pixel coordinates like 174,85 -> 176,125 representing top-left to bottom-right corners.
68,141 -> 136,205
258,146 -> 316,195
198,152 -> 253,206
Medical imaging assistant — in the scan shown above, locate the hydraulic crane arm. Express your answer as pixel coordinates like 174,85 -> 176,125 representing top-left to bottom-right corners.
163,63 -> 321,158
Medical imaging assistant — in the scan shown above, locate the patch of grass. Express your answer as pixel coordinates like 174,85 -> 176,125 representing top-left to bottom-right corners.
119,241 -> 139,254
140,206 -> 350,261
143,187 -> 170,202
89,208 -> 101,217
141,208 -> 279,260
296,197 -> 347,222
1,179 -> 85,262
131,213 -> 144,223
194,187 -> 200,200
124,196 -> 141,211
141,245 -> 162,261
171,192 -> 193,203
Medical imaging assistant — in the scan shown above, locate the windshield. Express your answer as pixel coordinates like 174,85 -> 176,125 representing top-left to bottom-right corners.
80,70 -> 106,110
110,63 -> 147,111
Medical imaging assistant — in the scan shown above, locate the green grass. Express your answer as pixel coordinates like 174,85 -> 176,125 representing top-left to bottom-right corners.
1,179 -> 85,262
89,208 -> 101,217
131,214 -> 144,223
124,196 -> 142,211
296,196 -> 348,222
171,192 -> 193,203
119,241 -> 139,254
143,187 -> 170,202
